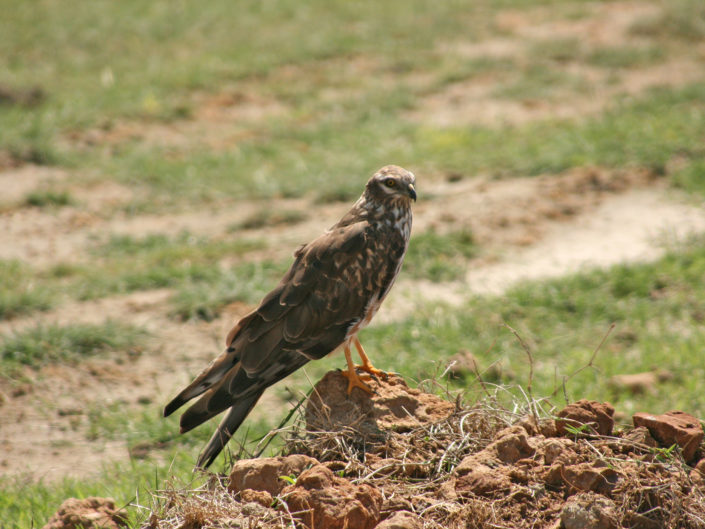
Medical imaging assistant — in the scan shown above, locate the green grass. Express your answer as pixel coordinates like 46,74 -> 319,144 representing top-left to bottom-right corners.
0,321 -> 146,376
0,234 -> 280,321
630,0 -> 705,42
170,261 -> 288,321
231,208 -> 308,231
23,189 -> 74,208
0,0 -> 491,204
528,38 -> 583,64
91,232 -> 264,260
493,64 -> 589,100
0,453 -> 201,529
672,160 -> 705,196
404,229 -> 477,281
0,260 -> 55,320
1,0 -> 701,212
66,233 -> 269,301
586,45 -> 665,69
418,82 -> 705,177
0,399 -> 280,528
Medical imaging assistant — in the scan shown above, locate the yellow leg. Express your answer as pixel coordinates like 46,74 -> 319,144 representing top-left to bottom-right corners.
353,336 -> 388,380
340,342 -> 373,395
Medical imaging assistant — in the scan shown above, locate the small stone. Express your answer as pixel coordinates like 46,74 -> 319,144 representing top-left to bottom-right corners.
561,492 -> 618,529
690,459 -> 705,487
561,463 -> 620,494
623,426 -> 658,448
556,400 -> 614,437
695,459 -> 705,476
240,502 -> 267,517
543,438 -> 575,465
487,425 -> 535,463
454,466 -> 512,497
632,411 -> 704,462
608,370 -> 673,395
376,511 -> 423,529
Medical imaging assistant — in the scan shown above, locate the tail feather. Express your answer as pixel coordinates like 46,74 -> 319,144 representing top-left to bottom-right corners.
163,350 -> 238,418
178,366 -> 243,434
195,390 -> 265,468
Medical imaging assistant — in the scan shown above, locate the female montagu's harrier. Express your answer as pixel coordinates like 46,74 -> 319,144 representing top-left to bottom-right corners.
164,165 -> 416,468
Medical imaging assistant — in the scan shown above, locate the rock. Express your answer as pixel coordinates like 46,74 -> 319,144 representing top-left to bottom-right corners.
561,462 -> 620,494
446,350 -> 480,380
487,425 -> 536,463
539,418 -> 558,437
451,425 -> 536,498
381,496 -> 414,517
623,426 -> 658,449
454,465 -> 512,496
281,464 -> 382,529
239,489 -> 273,507
556,400 -> 614,437
542,438 -> 575,465
690,459 -> 705,487
561,492 -> 618,529
632,411 -> 704,462
240,501 -> 269,517
42,497 -> 127,529
608,370 -> 673,395
306,371 -> 454,436
454,425 -> 536,474
376,511 -> 423,529
228,454 -> 317,496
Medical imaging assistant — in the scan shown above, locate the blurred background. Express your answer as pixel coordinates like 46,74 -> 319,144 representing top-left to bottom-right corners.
1,0 -> 705,525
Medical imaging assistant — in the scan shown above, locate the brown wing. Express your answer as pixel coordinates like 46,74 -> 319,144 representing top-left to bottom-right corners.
163,219 -> 396,466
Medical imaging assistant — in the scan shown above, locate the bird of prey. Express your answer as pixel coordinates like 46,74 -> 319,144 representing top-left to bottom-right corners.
164,165 -> 416,468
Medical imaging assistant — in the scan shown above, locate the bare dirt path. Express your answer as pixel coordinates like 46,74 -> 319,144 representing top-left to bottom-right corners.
466,186 -> 705,294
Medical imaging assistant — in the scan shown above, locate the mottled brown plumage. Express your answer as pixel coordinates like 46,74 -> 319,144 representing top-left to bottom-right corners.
164,165 -> 416,468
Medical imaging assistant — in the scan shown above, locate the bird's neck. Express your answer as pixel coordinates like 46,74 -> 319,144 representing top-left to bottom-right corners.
334,194 -> 412,235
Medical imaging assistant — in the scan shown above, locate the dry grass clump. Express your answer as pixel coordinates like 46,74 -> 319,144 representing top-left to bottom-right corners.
142,380 -> 705,529
284,393 -> 514,480
143,476 -> 286,529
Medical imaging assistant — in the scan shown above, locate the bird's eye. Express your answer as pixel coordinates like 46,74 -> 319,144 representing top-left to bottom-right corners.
384,178 -> 396,187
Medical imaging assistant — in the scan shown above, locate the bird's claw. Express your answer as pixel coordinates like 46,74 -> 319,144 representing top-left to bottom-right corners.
358,363 -> 388,380
340,368 -> 374,395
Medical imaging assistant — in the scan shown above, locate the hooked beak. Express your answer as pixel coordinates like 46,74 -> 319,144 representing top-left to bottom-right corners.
407,183 -> 417,202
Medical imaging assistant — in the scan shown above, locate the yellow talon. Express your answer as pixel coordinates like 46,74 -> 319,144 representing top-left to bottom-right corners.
342,342 -> 374,394
353,337 -> 388,380
340,368 -> 374,395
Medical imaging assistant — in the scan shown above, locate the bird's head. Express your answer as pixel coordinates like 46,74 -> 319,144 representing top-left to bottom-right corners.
365,165 -> 417,205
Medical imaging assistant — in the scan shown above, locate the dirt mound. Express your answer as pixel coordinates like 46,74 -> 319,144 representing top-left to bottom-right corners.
128,370 -> 705,528
305,371 -> 456,436
42,497 -> 127,529
281,464 -> 383,529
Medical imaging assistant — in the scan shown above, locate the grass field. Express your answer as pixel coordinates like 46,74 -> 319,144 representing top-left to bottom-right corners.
1,0 -> 705,527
